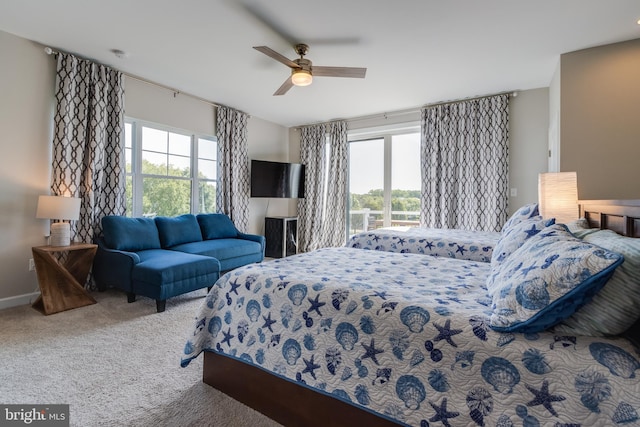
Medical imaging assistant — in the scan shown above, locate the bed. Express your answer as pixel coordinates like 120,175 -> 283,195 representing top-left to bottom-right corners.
181,200 -> 640,427
345,202 -> 540,262
346,227 -> 500,262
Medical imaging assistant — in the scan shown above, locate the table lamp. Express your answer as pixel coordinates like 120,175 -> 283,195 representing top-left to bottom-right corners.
36,195 -> 81,246
538,172 -> 578,224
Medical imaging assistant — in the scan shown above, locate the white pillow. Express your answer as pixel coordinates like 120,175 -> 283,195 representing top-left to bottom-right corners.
554,229 -> 640,336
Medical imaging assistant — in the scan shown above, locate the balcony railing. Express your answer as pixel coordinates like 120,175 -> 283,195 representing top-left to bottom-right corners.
349,209 -> 420,235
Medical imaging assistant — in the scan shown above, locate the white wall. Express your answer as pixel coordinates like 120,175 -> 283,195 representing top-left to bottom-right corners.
0,31 -> 56,305
247,117 -> 292,235
508,88 -> 549,211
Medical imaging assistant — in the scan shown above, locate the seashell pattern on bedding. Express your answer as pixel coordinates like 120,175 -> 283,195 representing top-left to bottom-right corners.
347,227 -> 500,262
182,247 -> 640,427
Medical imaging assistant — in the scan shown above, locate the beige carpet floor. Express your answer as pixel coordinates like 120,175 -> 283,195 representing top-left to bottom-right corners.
0,289 -> 283,427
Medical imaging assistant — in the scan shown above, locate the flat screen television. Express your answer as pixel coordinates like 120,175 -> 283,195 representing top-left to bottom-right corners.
250,160 -> 306,198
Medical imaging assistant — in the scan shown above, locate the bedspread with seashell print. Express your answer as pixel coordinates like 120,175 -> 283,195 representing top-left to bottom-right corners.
347,227 -> 499,262
182,247 -> 640,427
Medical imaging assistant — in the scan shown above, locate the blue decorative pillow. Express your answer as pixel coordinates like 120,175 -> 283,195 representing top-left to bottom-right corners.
102,216 -> 161,251
491,217 -> 556,267
155,214 -> 203,247
197,213 -> 238,239
501,203 -> 540,233
487,224 -> 623,333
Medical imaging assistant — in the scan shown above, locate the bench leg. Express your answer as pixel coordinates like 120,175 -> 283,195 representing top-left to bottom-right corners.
127,292 -> 136,303
156,300 -> 166,313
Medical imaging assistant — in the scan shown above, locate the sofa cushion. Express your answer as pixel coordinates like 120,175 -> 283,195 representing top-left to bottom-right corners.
170,238 -> 261,260
102,216 -> 161,251
132,249 -> 220,300
197,213 -> 238,239
155,214 -> 203,248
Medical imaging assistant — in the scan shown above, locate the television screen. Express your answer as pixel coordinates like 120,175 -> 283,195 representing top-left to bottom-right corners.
250,160 -> 306,198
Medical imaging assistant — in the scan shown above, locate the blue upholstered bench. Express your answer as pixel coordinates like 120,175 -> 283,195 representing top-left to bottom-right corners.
93,214 -> 265,312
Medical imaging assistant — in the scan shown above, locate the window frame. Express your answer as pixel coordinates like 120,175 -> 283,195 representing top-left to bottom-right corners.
125,117 -> 218,217
347,122 -> 420,231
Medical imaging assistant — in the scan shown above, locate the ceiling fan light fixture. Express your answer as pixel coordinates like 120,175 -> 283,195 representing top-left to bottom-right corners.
291,69 -> 313,87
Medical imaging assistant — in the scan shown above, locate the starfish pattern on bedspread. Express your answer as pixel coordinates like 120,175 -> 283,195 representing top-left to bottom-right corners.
525,379 -> 566,417
433,319 -> 463,347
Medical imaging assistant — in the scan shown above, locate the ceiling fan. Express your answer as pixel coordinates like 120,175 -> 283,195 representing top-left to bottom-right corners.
253,44 -> 367,95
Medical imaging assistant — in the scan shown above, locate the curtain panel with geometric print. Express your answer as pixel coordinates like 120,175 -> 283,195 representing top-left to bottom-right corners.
420,94 -> 509,232
216,106 -> 250,232
297,121 -> 348,252
50,52 -> 126,246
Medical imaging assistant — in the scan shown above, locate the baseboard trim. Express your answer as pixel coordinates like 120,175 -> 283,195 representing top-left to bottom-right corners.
0,292 -> 40,311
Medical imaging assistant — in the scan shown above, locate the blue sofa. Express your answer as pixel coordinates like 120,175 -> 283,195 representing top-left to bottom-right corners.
93,213 -> 265,312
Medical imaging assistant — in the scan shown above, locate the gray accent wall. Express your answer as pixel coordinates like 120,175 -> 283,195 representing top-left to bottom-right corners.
560,38 -> 640,200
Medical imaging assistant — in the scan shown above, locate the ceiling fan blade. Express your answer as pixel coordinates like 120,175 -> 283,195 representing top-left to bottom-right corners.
253,46 -> 300,69
273,77 -> 294,96
313,66 -> 367,78
239,2 -> 360,46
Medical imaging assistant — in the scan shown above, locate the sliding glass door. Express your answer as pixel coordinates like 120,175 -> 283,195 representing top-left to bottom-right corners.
348,127 -> 420,236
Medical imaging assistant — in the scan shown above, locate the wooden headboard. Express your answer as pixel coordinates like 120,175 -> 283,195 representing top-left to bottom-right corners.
579,199 -> 640,237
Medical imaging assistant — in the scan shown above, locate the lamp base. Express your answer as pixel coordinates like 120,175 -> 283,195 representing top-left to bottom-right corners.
50,222 -> 71,247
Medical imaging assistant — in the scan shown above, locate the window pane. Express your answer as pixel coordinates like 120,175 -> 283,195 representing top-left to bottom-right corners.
125,123 -> 132,148
168,154 -> 191,177
142,177 -> 191,217
142,127 -> 168,152
169,132 -> 191,156
349,138 -> 384,234
391,133 -> 421,226
199,138 -> 216,160
198,181 -> 217,213
125,175 -> 133,217
142,151 -> 167,175
125,148 -> 132,174
198,159 -> 216,180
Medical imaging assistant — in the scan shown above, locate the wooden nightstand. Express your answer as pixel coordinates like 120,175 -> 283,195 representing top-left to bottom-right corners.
32,243 -> 98,315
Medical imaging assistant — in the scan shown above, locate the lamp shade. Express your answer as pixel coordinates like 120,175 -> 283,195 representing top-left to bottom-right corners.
538,172 -> 578,224
36,195 -> 81,246
291,69 -> 312,86
36,195 -> 81,221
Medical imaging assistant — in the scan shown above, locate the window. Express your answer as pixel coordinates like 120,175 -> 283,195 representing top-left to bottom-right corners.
125,119 -> 217,217
348,125 -> 421,235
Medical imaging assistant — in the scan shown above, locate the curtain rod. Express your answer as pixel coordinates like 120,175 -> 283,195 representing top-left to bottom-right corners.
342,90 -> 518,125
44,46 -> 246,114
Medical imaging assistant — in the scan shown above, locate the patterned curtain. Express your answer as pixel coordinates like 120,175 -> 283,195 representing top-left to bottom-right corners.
297,124 -> 327,252
297,121 -> 348,252
51,52 -> 125,245
216,106 -> 250,232
323,121 -> 349,246
420,94 -> 509,231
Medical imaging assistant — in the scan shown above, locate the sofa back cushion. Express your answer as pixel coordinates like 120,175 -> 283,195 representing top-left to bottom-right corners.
197,213 -> 238,239
155,214 -> 203,247
102,216 -> 161,251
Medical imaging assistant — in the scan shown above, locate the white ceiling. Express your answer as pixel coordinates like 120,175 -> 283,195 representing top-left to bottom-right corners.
1,1 -> 639,127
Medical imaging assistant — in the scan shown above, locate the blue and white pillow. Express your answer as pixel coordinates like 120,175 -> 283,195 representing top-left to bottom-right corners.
501,203 -> 540,233
491,216 -> 556,267
487,224 -> 623,333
